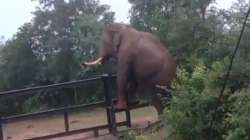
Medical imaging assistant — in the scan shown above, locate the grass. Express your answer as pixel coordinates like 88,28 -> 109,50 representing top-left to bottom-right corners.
145,127 -> 167,140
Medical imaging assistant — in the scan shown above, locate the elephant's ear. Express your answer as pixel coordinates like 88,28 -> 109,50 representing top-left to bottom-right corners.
108,23 -> 127,53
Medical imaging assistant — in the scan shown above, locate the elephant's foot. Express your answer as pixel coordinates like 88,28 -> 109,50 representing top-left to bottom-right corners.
114,101 -> 128,110
128,99 -> 140,106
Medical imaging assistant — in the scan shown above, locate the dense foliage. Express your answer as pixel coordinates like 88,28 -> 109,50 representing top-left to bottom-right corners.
128,0 -> 250,140
0,0 -> 115,116
163,65 -> 226,140
0,0 -> 250,139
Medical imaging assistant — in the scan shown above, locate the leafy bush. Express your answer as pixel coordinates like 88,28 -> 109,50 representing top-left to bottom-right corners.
22,95 -> 47,113
162,63 -> 228,140
224,88 -> 250,140
162,60 -> 250,140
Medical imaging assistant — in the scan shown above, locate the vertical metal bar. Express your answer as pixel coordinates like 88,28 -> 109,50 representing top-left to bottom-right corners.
102,74 -> 117,135
94,129 -> 99,137
108,107 -> 117,135
0,118 -> 3,140
125,109 -> 131,127
73,87 -> 78,104
106,108 -> 112,133
64,112 -> 69,132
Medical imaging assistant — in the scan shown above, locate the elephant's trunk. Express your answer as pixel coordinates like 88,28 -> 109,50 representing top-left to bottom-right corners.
83,57 -> 103,66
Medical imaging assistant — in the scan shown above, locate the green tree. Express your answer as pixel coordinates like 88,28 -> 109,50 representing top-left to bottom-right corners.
0,23 -> 40,115
31,0 -> 114,83
129,0 -> 250,139
0,0 -> 115,115
0,23 -> 38,90
129,0 -> 226,69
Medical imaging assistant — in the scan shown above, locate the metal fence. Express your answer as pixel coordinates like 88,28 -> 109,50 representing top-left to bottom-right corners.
0,74 -> 149,140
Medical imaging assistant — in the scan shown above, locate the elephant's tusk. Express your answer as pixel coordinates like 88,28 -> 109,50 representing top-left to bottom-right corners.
83,57 -> 103,66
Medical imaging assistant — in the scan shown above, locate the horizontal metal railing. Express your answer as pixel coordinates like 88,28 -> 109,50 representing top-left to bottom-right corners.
0,75 -> 112,97
0,74 -> 148,140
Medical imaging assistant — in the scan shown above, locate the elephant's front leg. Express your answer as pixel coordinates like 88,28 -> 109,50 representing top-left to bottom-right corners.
127,80 -> 139,106
114,59 -> 131,110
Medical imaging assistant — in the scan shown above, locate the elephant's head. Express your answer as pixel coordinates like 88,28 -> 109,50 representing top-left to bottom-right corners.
83,23 -> 127,66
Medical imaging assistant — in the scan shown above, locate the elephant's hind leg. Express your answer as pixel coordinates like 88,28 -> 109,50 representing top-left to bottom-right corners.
151,94 -> 164,115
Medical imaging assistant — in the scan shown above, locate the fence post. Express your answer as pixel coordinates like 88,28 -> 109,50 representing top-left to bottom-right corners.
102,74 -> 117,135
73,87 -> 78,104
64,112 -> 69,132
125,109 -> 131,127
0,117 -> 3,140
106,108 -> 112,132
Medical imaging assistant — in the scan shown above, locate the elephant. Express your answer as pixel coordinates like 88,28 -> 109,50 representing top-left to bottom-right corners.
83,23 -> 177,114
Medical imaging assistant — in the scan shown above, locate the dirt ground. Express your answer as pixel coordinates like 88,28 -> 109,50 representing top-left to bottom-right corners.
3,106 -> 158,140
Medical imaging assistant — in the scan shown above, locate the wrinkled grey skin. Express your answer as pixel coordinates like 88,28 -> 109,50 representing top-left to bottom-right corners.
84,23 -> 177,114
